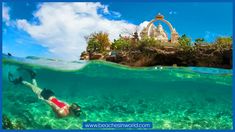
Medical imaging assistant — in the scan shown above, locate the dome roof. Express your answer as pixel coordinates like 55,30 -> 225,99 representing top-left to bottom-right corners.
156,23 -> 164,31
156,13 -> 164,20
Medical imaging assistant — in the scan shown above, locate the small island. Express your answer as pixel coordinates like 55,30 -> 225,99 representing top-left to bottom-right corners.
80,13 -> 232,69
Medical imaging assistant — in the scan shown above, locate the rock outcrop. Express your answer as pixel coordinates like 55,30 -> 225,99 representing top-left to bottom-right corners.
80,44 -> 232,69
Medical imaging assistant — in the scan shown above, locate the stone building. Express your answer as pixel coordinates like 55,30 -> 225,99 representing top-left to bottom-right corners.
140,13 -> 179,43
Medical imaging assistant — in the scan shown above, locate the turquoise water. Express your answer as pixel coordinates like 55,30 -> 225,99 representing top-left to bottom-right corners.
2,55 -> 233,129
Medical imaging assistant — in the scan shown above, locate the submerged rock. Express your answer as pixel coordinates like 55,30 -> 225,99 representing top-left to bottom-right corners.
2,114 -> 14,129
13,120 -> 25,130
2,114 -> 25,130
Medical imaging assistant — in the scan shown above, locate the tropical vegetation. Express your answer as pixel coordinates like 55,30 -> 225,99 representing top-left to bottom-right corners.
81,31 -> 232,69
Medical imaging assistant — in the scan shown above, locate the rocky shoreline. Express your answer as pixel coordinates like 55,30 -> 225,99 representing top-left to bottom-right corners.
81,44 -> 232,69
81,32 -> 232,69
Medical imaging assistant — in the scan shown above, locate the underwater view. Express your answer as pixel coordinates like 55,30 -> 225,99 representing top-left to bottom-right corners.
2,55 -> 233,130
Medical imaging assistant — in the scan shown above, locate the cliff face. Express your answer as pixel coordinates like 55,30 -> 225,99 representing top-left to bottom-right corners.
81,44 -> 232,69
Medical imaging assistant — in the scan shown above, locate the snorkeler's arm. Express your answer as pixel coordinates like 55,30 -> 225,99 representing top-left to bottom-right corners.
45,100 -> 63,113
44,98 -> 58,109
44,99 -> 69,117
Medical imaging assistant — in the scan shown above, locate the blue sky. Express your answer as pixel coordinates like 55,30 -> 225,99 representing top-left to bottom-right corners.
2,2 -> 233,60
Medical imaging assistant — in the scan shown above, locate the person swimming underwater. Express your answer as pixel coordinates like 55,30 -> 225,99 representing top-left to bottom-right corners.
8,68 -> 82,118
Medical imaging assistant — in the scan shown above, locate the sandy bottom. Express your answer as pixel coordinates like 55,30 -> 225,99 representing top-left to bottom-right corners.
3,85 -> 232,130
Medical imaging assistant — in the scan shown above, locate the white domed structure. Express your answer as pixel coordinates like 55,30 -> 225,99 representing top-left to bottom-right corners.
139,13 -> 179,43
140,23 -> 168,42
149,24 -> 157,38
155,24 -> 168,42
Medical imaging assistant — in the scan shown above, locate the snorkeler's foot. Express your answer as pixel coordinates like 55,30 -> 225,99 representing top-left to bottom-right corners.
28,70 -> 36,79
17,68 -> 36,79
8,72 -> 23,85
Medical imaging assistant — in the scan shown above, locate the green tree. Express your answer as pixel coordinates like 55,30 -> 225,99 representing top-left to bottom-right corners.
86,32 -> 111,53
111,38 -> 132,51
195,38 -> 205,44
214,36 -> 232,49
215,36 -> 232,45
178,34 -> 192,46
137,37 -> 163,51
138,37 -> 158,47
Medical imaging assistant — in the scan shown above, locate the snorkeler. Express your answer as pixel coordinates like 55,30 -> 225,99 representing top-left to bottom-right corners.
8,69 -> 82,118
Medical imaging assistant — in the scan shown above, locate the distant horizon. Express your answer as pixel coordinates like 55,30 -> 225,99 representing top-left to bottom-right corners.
2,52 -> 68,61
2,2 -> 233,60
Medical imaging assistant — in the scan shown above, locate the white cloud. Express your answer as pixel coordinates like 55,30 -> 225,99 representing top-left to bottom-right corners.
16,2 -> 136,60
103,5 -> 109,14
138,21 -> 150,32
2,3 -> 11,26
111,11 -> 121,18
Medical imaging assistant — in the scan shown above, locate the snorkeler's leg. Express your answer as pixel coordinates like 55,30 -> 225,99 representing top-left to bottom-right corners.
17,68 -> 37,85
8,72 -> 34,90
22,80 -> 42,99
28,70 -> 38,86
32,78 -> 38,87
28,69 -> 36,79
